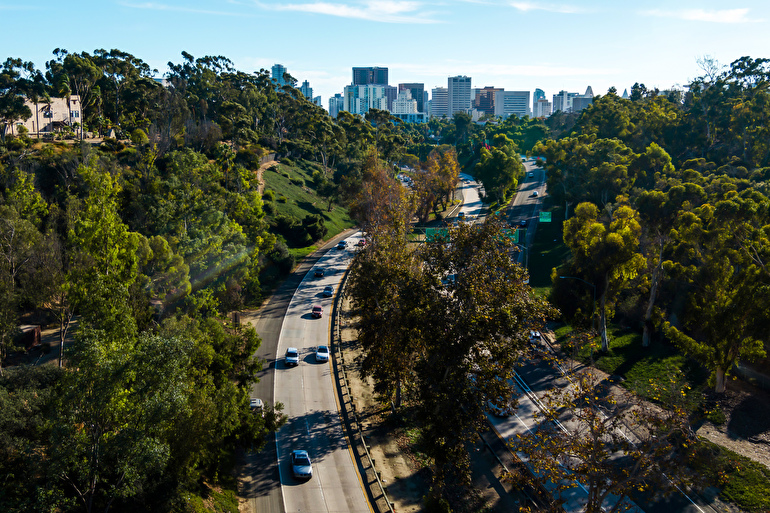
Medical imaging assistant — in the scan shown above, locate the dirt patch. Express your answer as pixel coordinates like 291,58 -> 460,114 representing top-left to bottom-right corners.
696,378 -> 770,469
337,296 -> 427,512
257,161 -> 279,195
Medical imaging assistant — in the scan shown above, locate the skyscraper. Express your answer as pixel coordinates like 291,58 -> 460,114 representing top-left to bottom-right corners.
448,76 -> 472,116
352,67 -> 388,86
271,64 -> 288,87
431,87 -> 449,118
300,80 -> 313,99
494,91 -> 531,118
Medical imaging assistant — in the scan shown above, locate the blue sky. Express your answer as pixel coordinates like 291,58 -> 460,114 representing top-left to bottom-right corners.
4,1 -> 770,109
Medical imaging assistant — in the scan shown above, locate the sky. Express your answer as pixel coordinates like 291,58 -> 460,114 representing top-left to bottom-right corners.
3,1 -> 770,110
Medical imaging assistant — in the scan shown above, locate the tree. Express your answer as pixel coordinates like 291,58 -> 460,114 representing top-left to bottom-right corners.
561,202 -> 646,351
0,58 -> 36,142
473,144 -> 520,203
515,369 -> 697,512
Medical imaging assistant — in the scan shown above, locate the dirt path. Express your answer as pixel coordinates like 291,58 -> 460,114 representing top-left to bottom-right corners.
257,160 -> 279,195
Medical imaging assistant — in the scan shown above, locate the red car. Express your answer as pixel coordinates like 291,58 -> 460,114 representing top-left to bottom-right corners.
311,305 -> 323,318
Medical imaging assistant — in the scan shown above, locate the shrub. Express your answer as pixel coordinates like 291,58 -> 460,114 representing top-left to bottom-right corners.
262,189 -> 276,201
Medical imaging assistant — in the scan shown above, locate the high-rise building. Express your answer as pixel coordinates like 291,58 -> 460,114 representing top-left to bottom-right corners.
392,90 -> 417,114
534,98 -> 552,117
343,84 -> 390,115
430,87 -> 449,118
271,64 -> 288,87
473,87 -> 503,116
494,91 -> 531,118
329,94 -> 345,118
533,88 -> 545,112
300,80 -> 313,99
448,76 -> 472,116
352,67 -> 388,86
398,83 -> 425,113
572,86 -> 594,112
312,96 -> 323,107
552,90 -> 581,113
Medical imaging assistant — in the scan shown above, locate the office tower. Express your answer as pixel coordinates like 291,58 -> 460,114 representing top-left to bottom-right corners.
352,66 -> 388,85
448,76 -> 472,115
552,90 -> 580,113
398,83 -> 426,113
572,86 -> 594,112
431,87 -> 449,118
494,90 -> 531,118
533,88 -> 545,112
473,87 -> 503,116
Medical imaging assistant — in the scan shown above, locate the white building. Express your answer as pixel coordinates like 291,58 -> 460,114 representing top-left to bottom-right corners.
552,90 -> 580,113
493,90 -> 531,118
534,98 -> 552,118
448,75 -> 472,116
392,90 -> 418,114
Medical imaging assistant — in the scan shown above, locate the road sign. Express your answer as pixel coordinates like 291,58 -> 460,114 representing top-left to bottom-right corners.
539,212 -> 552,223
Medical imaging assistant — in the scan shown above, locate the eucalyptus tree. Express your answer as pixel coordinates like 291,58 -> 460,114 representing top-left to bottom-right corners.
561,202 -> 646,351
0,57 -> 37,142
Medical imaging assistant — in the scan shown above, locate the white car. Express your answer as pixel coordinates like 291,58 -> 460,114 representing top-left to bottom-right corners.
315,345 -> 330,362
285,347 -> 299,367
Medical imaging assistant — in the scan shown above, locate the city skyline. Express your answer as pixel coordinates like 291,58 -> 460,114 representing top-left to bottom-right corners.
4,1 -> 770,109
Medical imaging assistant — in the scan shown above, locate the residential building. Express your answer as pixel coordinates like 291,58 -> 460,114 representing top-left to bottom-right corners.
430,87 -> 449,118
300,80 -> 313,99
352,66 -> 388,86
10,95 -> 82,137
329,94 -> 345,118
494,90 -> 531,118
343,84 -> 390,115
271,64 -> 288,87
398,83 -> 425,113
448,75 -> 472,116
312,96 -> 323,107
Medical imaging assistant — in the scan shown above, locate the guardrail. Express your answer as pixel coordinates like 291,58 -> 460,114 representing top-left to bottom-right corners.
331,268 -> 395,513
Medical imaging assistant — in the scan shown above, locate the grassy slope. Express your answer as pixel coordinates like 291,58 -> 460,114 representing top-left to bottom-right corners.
261,159 -> 355,241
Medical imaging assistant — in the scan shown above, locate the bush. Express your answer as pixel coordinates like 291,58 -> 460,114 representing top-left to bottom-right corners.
262,189 -> 276,201
278,196 -> 287,203
290,176 -> 305,186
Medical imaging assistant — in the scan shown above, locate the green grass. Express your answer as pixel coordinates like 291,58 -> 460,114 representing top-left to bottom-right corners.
692,440 -> 770,512
290,245 -> 319,260
262,160 -> 355,239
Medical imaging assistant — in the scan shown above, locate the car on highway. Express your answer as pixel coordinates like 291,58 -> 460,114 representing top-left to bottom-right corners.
315,345 -> 329,362
250,398 -> 264,416
291,450 -> 313,479
285,347 -> 299,367
336,240 -> 348,249
356,238 -> 366,247
322,285 -> 334,297
528,172 -> 534,177
458,211 -> 465,220
532,191 -> 539,197
311,305 -> 323,318
314,268 -> 325,277
520,219 -> 527,226
529,331 -> 542,343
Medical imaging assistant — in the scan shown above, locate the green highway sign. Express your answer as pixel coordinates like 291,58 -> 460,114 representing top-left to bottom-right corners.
539,212 -> 552,223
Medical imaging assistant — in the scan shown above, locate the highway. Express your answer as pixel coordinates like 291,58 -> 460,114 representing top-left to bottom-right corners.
273,234 -> 371,513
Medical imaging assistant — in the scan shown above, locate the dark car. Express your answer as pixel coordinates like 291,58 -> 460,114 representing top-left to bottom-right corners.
322,285 -> 334,297
314,268 -> 325,277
